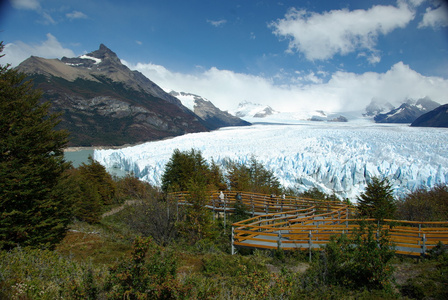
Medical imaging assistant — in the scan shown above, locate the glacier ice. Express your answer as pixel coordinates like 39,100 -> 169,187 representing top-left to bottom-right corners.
94,121 -> 448,201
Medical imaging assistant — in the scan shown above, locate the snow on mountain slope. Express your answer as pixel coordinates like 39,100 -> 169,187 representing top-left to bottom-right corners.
94,122 -> 448,200
169,91 -> 204,111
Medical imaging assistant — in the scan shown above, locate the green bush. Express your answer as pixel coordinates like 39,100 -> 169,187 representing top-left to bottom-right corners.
105,236 -> 187,299
304,222 -> 396,291
397,184 -> 448,221
0,247 -> 105,299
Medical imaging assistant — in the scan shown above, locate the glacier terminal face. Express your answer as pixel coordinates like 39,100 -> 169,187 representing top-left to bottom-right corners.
94,122 -> 448,201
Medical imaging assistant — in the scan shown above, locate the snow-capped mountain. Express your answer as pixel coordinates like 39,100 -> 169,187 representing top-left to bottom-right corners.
16,44 -> 208,146
94,121 -> 448,201
169,91 -> 250,129
373,98 -> 440,123
231,101 -> 278,118
364,99 -> 395,117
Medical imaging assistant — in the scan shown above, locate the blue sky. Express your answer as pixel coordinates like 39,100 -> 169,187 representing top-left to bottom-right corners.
1,0 -> 448,112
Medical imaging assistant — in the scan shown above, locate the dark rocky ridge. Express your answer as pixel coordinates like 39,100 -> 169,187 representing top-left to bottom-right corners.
373,98 -> 440,123
16,45 -> 210,146
411,104 -> 448,128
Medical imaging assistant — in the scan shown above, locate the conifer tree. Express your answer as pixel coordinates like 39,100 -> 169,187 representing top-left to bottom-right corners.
357,177 -> 396,221
161,148 -> 213,192
0,43 -> 71,249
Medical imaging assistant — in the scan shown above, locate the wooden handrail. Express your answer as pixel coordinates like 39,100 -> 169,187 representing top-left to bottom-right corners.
169,191 -> 448,256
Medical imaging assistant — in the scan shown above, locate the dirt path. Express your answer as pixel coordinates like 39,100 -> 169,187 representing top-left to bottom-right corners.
102,200 -> 140,218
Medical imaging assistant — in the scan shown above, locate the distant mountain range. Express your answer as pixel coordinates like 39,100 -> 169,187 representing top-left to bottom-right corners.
369,98 -> 441,124
15,44 -> 249,147
231,101 -> 278,118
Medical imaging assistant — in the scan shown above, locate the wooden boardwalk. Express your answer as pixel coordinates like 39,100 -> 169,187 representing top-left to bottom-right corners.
169,191 -> 448,257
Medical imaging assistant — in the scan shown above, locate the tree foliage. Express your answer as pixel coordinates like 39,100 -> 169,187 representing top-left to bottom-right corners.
105,237 -> 187,299
227,156 -> 281,194
307,223 -> 395,291
161,148 -> 225,192
357,177 -> 396,221
0,43 -> 71,249
66,156 -> 116,223
397,184 -> 448,221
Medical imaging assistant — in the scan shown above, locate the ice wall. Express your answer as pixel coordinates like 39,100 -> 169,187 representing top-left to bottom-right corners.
94,122 -> 448,200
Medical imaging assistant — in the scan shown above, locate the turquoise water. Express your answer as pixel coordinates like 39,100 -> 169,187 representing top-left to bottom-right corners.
64,149 -> 94,167
64,149 -> 128,177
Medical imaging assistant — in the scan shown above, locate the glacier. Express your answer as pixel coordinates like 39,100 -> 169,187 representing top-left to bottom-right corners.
94,120 -> 448,201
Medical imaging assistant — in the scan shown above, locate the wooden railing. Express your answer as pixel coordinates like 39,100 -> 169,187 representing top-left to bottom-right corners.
168,191 -> 448,257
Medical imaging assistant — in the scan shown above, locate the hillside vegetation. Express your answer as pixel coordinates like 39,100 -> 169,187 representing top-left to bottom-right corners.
1,149 -> 448,299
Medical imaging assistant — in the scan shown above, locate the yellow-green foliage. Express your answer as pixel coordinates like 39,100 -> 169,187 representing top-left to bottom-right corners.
66,157 -> 117,223
397,184 -> 448,221
0,247 -> 107,299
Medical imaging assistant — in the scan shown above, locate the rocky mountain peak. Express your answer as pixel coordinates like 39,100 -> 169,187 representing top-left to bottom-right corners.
88,44 -> 121,64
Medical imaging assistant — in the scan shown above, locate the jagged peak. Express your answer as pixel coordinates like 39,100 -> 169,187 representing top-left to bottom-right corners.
87,44 -> 120,62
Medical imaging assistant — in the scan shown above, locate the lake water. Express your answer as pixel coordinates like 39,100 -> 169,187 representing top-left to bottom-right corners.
64,148 -> 128,177
64,149 -> 94,167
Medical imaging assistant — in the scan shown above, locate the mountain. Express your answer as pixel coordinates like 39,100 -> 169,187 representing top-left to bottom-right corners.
364,99 -> 395,116
169,91 -> 251,129
411,104 -> 448,128
232,101 -> 278,118
374,98 -> 440,123
15,45 -> 210,146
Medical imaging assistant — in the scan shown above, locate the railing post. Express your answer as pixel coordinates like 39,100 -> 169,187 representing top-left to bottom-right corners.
309,230 -> 313,262
213,198 -> 215,221
176,197 -> 179,222
422,234 -> 426,257
346,207 -> 349,226
231,226 -> 235,255
278,231 -> 282,249
224,196 -> 227,233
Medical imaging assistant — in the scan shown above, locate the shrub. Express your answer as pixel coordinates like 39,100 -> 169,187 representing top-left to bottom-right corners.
0,247 -> 105,299
305,222 -> 396,291
105,236 -> 187,299
397,184 -> 448,221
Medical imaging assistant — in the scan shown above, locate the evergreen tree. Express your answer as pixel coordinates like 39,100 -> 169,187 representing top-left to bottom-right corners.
78,156 -> 116,205
226,157 -> 281,194
0,43 -> 71,249
161,148 -> 222,192
357,177 -> 396,221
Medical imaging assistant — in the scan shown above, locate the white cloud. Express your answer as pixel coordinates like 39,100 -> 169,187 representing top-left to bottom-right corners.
124,60 -> 448,113
66,10 -> 88,20
41,11 -> 56,25
270,2 -> 415,61
1,33 -> 75,67
10,0 -> 40,10
418,3 -> 448,28
207,19 -> 227,27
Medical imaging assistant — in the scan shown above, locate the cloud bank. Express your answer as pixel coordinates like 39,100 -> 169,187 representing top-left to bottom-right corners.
270,2 -> 415,62
125,60 -> 448,113
2,33 -> 75,67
